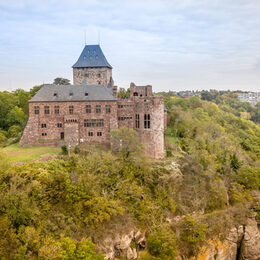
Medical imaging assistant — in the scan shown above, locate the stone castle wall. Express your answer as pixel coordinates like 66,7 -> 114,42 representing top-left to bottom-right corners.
73,67 -> 112,86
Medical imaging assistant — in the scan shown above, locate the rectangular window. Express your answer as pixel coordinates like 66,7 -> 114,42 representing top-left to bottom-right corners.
44,106 -> 50,115
54,106 -> 59,114
144,114 -> 150,129
34,106 -> 39,115
92,119 -> 97,127
106,105 -> 111,113
135,114 -> 140,128
97,132 -> 102,136
86,105 -> 91,114
96,105 -> 101,113
69,105 -> 74,115
97,119 -> 104,127
41,123 -> 46,128
57,123 -> 62,128
88,132 -> 93,137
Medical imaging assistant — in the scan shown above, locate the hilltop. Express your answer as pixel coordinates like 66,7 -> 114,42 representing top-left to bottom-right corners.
0,89 -> 259,259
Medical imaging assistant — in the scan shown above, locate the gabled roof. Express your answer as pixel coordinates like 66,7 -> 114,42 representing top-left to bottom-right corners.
72,45 -> 112,69
29,84 -> 116,102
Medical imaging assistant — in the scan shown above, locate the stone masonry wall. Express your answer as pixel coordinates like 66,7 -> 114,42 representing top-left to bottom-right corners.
20,101 -> 117,147
73,67 -> 112,86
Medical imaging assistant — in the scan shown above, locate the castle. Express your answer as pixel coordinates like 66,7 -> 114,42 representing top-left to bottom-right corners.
20,45 -> 166,159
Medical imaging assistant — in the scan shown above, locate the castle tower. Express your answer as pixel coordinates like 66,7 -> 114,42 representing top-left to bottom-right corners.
72,45 -> 112,86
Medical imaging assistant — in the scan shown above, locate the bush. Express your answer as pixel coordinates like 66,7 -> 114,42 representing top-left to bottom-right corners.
0,132 -> 7,145
179,215 -> 207,256
74,145 -> 80,154
8,125 -> 21,138
166,150 -> 172,157
61,145 -> 68,155
147,228 -> 177,260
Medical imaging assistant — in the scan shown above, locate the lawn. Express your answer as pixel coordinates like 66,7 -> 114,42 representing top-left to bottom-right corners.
0,143 -> 60,163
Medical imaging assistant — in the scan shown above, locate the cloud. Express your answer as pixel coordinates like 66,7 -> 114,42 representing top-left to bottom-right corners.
0,0 -> 260,91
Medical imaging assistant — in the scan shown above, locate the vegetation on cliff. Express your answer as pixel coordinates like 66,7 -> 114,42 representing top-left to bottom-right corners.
0,89 -> 259,259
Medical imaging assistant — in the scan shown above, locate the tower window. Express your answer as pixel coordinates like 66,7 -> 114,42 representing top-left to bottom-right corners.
135,114 -> 140,128
69,105 -> 74,114
88,132 -> 93,136
97,73 -> 101,78
144,114 -> 150,129
57,123 -> 62,128
54,106 -> 59,114
97,132 -> 102,136
96,105 -> 101,113
41,123 -> 46,128
86,105 -> 91,113
44,106 -> 50,115
34,106 -> 39,115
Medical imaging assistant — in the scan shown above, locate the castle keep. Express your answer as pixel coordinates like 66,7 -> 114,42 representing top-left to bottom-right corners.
20,45 -> 166,159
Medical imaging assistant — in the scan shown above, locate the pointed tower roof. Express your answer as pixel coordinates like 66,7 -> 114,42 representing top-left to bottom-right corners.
72,45 -> 112,69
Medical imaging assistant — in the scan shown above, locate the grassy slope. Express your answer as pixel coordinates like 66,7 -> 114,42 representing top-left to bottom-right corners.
0,143 -> 60,162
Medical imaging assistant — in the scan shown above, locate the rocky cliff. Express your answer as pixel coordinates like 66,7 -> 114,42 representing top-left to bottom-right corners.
99,216 -> 260,260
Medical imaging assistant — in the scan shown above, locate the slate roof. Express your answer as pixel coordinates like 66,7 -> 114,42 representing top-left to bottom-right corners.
29,84 -> 117,102
72,45 -> 112,69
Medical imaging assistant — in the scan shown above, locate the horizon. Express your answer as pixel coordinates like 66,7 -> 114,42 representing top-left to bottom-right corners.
1,0 -> 260,92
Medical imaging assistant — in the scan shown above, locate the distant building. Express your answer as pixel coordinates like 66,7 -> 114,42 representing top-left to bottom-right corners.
237,92 -> 260,106
20,45 -> 166,159
177,90 -> 201,98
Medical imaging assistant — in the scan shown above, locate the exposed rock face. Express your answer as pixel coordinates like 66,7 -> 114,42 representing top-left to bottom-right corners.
195,217 -> 260,260
97,230 -> 146,260
241,216 -> 260,260
97,217 -> 259,259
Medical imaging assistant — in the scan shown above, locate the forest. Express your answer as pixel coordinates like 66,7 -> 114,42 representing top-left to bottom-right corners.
0,86 -> 259,259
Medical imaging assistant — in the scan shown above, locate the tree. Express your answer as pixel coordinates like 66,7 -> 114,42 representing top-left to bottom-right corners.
6,106 -> 27,128
30,85 -> 43,97
147,228 -> 177,260
117,88 -> 130,98
110,127 -> 144,160
53,78 -> 71,85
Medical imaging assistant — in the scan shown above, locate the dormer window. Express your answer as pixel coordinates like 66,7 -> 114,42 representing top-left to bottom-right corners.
89,55 -> 93,60
87,50 -> 90,53
93,50 -> 96,53
83,55 -> 86,60
69,92 -> 73,96
96,55 -> 98,59
85,92 -> 88,96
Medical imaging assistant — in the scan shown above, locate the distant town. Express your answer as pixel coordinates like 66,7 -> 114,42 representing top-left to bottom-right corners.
161,90 -> 260,106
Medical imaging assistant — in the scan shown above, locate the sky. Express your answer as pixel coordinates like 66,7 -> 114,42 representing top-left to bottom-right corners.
0,0 -> 260,92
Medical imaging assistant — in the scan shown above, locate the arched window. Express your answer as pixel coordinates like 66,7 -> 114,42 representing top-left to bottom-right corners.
133,92 -> 138,96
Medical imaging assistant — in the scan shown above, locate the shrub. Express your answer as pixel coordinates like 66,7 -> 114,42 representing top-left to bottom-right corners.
61,145 -> 68,155
179,215 -> 207,256
147,228 -> 177,260
74,145 -> 80,154
8,125 -> 21,138
166,150 -> 172,157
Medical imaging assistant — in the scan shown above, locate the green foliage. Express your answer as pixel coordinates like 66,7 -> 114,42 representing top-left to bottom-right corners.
0,132 -> 7,145
61,145 -> 68,155
118,87 -> 130,98
53,77 -> 71,85
59,237 -> 104,259
229,183 -> 252,205
147,228 -> 177,260
235,165 -> 260,190
8,124 -> 22,138
179,215 -> 207,256
110,127 -> 145,161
